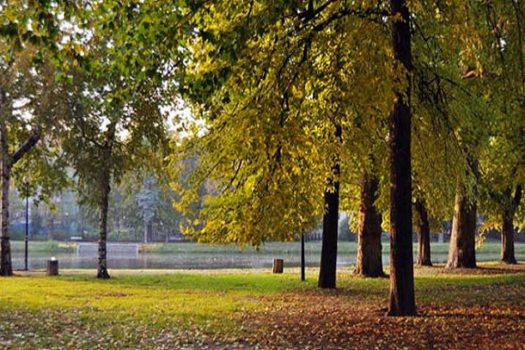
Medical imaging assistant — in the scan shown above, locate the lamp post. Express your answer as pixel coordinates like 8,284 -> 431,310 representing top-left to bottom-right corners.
23,176 -> 29,271
300,233 -> 305,281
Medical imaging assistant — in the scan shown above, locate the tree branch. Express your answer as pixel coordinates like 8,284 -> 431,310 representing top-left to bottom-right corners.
11,128 -> 41,165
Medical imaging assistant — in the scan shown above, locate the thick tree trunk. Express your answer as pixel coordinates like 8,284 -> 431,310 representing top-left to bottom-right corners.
0,86 -> 40,276
143,220 -> 148,243
355,172 -> 384,277
415,199 -> 432,266
0,86 -> 12,276
500,185 -> 521,264
387,0 -> 416,316
318,166 -> 340,289
0,154 -> 12,276
501,207 -> 516,264
446,190 -> 477,268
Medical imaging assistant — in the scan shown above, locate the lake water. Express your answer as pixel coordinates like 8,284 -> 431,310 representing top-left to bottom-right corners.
10,243 -> 525,270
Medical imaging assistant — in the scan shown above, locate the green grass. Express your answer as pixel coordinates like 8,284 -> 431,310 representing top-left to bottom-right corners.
0,272 -> 309,349
1,267 -> 525,348
139,240 -> 523,255
10,240 -> 77,254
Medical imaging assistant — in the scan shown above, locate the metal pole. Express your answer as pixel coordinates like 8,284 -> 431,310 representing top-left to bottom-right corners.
24,181 -> 29,271
301,233 -> 305,281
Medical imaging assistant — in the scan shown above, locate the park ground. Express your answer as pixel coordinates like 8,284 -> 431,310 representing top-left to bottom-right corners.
1,264 -> 525,349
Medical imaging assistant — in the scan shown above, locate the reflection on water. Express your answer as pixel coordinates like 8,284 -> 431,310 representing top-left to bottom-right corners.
11,250 -> 521,270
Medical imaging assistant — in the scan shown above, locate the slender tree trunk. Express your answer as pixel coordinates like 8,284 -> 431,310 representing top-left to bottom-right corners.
446,190 -> 477,268
147,221 -> 153,242
318,166 -> 340,289
387,0 -> 416,316
501,206 -> 516,264
97,147 -> 111,279
143,220 -> 148,243
355,172 -> 384,277
415,199 -> 432,266
47,217 -> 54,240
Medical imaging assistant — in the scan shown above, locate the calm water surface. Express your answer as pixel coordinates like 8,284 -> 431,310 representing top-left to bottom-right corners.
11,243 -> 525,270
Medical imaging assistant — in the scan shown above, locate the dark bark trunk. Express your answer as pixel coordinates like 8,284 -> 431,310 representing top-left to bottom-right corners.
387,0 -> 416,316
0,154 -> 12,276
415,199 -> 432,266
501,207 -> 516,264
355,172 -> 384,277
318,165 -> 340,289
500,185 -> 521,264
446,190 -> 477,268
0,87 -> 12,276
0,86 -> 40,276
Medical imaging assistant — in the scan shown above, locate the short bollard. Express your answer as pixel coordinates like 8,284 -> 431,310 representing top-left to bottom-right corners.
273,259 -> 284,274
47,257 -> 59,276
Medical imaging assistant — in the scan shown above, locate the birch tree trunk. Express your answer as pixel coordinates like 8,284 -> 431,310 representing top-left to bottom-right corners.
97,145 -> 112,279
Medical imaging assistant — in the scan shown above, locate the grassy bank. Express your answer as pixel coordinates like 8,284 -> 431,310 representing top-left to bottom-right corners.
9,240 -> 77,254
9,239 -> 525,257
138,240 -> 525,256
1,264 -> 525,349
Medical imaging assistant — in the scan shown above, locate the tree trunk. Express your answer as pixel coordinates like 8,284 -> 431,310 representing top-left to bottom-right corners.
500,185 -> 521,264
1,85 -> 40,276
446,190 -> 477,268
415,199 -> 432,266
501,206 -> 516,264
387,0 -> 416,316
0,151 -> 12,276
318,166 -> 340,289
97,154 -> 111,279
355,172 -> 384,277
143,220 -> 148,243
147,221 -> 153,242
0,86 -> 12,276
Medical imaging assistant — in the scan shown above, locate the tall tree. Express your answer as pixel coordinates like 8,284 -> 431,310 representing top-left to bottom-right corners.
0,2 -> 69,276
472,1 -> 525,265
387,0 -> 416,316
62,1 -> 178,278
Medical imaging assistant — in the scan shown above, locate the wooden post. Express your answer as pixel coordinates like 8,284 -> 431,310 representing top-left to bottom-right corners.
301,234 -> 305,281
273,259 -> 284,273
47,259 -> 59,276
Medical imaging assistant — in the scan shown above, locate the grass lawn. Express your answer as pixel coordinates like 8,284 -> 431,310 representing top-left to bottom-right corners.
1,264 -> 525,349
